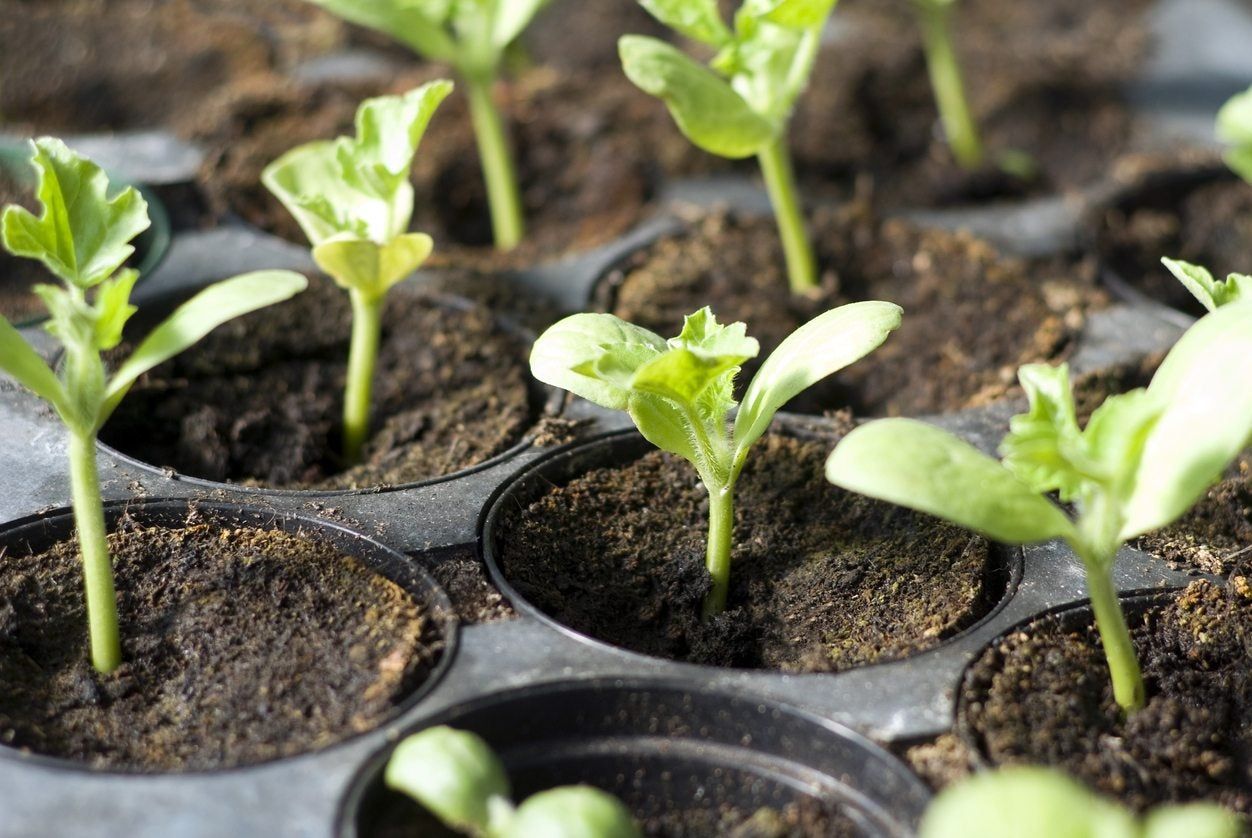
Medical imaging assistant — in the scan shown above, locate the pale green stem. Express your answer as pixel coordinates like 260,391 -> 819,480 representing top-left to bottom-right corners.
343,290 -> 384,465
757,135 -> 817,295
465,74 -> 525,251
69,430 -> 121,674
702,484 -> 735,617
1077,544 -> 1146,713
915,0 -> 984,170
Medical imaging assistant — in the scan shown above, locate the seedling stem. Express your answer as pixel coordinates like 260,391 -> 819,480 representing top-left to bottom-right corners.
915,0 -> 983,170
344,290 -> 385,464
758,135 -> 818,294
69,430 -> 121,673
466,76 -> 526,251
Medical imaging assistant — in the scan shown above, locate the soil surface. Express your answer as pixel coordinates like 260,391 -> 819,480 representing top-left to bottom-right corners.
100,277 -> 537,490
0,166 -> 48,325
189,65 -> 704,267
1096,160 -> 1250,317
606,207 -> 1106,417
1135,453 -> 1252,576
964,580 -> 1252,814
426,549 -> 516,625
0,0 -> 346,132
0,513 -> 437,771
365,784 -> 858,838
497,430 -> 1001,671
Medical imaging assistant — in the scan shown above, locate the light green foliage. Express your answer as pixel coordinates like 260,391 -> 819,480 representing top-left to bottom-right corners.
386,726 -> 640,838
0,138 -> 308,673
264,82 -> 449,464
827,302 -> 1252,711
619,0 -> 836,159
532,302 -> 901,614
1161,257 -> 1250,313
919,767 -> 1239,838
1217,84 -> 1252,184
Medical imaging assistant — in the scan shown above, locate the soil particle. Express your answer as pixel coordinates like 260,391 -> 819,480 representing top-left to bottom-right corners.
964,579 -> 1252,814
1096,158 -> 1250,317
425,549 -> 516,625
900,734 -> 975,792
0,166 -> 47,325
100,277 -> 536,490
1135,453 -> 1252,576
498,431 -> 1000,672
606,207 -> 1106,417
0,513 -> 437,771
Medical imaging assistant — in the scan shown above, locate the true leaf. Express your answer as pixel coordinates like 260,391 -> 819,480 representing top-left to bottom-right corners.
999,363 -> 1087,501
529,312 -> 667,410
636,0 -> 732,46
300,0 -> 457,60
0,314 -> 67,415
1161,258 -> 1250,312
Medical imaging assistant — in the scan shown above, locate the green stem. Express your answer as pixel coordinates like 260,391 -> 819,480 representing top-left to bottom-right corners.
915,0 -> 984,170
1081,551 -> 1146,713
343,290 -> 384,466
757,135 -> 817,295
465,74 -> 525,251
69,430 -> 121,674
702,484 -> 734,618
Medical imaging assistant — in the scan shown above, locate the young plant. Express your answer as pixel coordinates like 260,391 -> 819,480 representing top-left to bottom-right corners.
1161,257 -> 1249,312
263,81 -> 450,465
1217,84 -> 1252,185
298,0 -> 550,251
386,726 -> 641,838
911,0 -> 983,170
920,766 -> 1239,838
531,302 -> 901,615
826,301 -> 1252,712
619,0 -> 839,294
0,138 -> 307,673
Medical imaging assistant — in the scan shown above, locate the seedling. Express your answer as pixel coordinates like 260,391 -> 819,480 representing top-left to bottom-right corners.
920,766 -> 1239,838
299,0 -> 550,251
1161,258 -> 1249,312
619,0 -> 839,294
264,81 -> 450,465
531,302 -> 901,615
911,0 -> 982,170
827,301 -> 1252,712
0,138 -> 307,673
1217,84 -> 1252,185
386,726 -> 641,838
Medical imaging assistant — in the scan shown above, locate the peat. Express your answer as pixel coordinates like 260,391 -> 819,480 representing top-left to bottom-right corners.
101,278 -> 536,490
1135,453 -> 1252,576
0,515 -> 436,771
498,431 -> 1001,671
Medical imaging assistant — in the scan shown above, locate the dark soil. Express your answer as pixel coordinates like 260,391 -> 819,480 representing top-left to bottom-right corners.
189,65 -> 704,267
0,0 -> 346,132
963,580 -> 1252,814
364,784 -> 858,838
522,0 -> 673,72
100,277 -> 536,490
1095,160 -> 1250,317
0,166 -> 47,325
606,207 -> 1106,417
426,549 -> 516,625
497,431 -> 1000,672
1135,454 -> 1252,576
901,734 -> 974,792
0,513 -> 437,771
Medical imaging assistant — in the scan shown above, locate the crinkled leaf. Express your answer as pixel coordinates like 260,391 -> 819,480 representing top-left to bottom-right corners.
1122,301 -> 1252,539
91,269 -> 141,351
102,270 -> 308,424
529,313 -> 667,410
630,347 -> 746,410
0,314 -> 67,415
734,302 -> 900,456
385,727 -> 511,835
628,392 -> 701,469
1161,258 -> 1250,312
301,0 -> 457,60
742,0 -> 839,29
669,306 -> 758,358
827,419 -> 1075,544
619,35 -> 777,158
263,140 -> 361,246
351,80 -> 454,197
505,787 -> 641,838
312,232 -> 433,299
636,0 -> 732,46
1000,363 -> 1088,501
1,138 -> 150,290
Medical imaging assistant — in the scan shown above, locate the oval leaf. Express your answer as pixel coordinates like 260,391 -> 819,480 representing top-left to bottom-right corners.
313,233 -> 434,299
505,787 -> 641,838
385,727 -> 511,835
529,313 -> 666,410
826,419 -> 1075,545
0,315 -> 67,417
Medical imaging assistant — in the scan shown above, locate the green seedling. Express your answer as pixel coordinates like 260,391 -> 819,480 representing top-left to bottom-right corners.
299,0 -> 550,251
911,0 -> 982,170
1218,84 -> 1252,184
386,726 -> 641,838
619,0 -> 839,294
264,81 -> 450,466
1161,258 -> 1249,312
827,301 -> 1252,713
0,138 -> 307,673
920,766 -> 1239,838
531,302 -> 901,615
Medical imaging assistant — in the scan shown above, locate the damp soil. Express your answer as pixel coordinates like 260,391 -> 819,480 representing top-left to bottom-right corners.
100,277 -> 536,490
497,431 -> 1001,672
0,514 -> 437,771
1095,159 -> 1249,317
426,549 -> 516,625
0,166 -> 47,325
364,782 -> 857,838
606,208 -> 1107,418
963,579 -> 1252,814
189,65 -> 705,268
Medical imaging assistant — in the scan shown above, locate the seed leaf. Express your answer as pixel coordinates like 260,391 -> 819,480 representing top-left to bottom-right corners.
312,232 -> 434,300
385,727 -> 512,835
